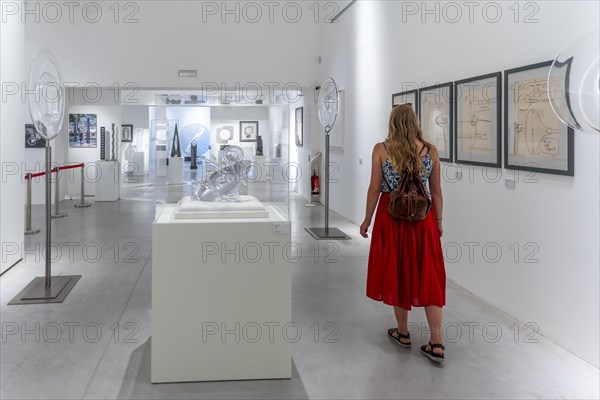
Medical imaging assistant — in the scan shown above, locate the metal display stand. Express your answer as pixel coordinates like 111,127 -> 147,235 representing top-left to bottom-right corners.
9,49 -> 80,305
306,78 -> 350,240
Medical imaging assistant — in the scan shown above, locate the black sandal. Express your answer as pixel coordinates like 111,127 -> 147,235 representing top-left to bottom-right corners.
420,342 -> 445,362
387,328 -> 411,348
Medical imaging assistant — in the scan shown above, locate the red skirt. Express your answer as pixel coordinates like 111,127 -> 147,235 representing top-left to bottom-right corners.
366,192 -> 446,310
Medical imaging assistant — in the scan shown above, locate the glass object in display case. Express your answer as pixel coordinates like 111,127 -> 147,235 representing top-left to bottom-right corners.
152,93 -> 290,222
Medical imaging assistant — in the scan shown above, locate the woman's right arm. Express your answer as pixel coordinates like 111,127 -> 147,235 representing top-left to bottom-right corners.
360,144 -> 383,238
429,153 -> 444,237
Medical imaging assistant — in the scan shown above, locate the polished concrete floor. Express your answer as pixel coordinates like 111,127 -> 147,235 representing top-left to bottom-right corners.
1,177 -> 599,399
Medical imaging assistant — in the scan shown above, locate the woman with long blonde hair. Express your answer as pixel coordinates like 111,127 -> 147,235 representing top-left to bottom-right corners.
360,104 -> 446,362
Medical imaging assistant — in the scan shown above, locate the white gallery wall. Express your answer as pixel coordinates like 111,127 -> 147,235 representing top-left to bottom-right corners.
319,1 -> 599,367
23,0 -> 321,88
0,7 -> 25,274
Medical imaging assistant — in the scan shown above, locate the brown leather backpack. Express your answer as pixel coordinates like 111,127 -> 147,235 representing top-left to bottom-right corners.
383,168 -> 431,222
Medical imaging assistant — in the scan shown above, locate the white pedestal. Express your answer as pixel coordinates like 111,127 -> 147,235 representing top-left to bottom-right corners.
167,157 -> 183,185
95,161 -> 120,201
152,204 -> 292,383
133,152 -> 145,176
156,150 -> 167,177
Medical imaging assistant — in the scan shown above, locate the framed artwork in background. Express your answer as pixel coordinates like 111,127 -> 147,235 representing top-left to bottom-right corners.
419,83 -> 453,162
295,107 -> 303,147
69,114 -> 97,148
240,121 -> 258,142
454,72 -> 502,167
25,124 -> 46,148
392,89 -> 419,117
504,61 -> 574,176
330,89 -> 345,150
121,124 -> 133,142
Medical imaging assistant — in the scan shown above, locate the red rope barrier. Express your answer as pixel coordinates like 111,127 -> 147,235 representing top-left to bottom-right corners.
59,163 -> 84,170
24,164 -> 85,180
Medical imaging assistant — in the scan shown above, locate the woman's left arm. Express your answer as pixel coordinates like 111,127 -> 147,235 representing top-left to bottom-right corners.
360,144 -> 384,238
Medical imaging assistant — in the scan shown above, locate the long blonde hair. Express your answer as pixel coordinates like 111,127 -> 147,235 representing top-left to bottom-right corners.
385,104 -> 437,172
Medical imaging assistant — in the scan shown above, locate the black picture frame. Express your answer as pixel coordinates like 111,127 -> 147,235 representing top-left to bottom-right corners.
454,72 -> 502,168
419,82 -> 454,162
25,124 -> 47,148
295,107 -> 303,147
504,61 -> 574,176
69,113 -> 97,148
121,124 -> 133,142
392,89 -> 419,117
240,121 -> 258,142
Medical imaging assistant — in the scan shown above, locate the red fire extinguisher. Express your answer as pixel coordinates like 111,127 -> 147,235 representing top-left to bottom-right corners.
311,170 -> 320,195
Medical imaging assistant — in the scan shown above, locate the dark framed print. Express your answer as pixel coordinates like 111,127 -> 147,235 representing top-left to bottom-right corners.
240,121 -> 258,142
69,114 -> 97,148
121,124 -> 133,142
454,72 -> 502,167
392,89 -> 419,117
504,61 -> 574,176
419,83 -> 453,162
295,107 -> 303,147
25,124 -> 46,148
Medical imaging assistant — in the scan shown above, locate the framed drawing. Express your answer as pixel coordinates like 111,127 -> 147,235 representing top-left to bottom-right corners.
121,124 -> 133,142
419,83 -> 453,162
392,89 -> 419,117
69,114 -> 97,148
25,124 -> 46,148
504,61 -> 574,176
454,72 -> 501,167
330,89 -> 345,150
295,107 -> 303,147
240,121 -> 258,142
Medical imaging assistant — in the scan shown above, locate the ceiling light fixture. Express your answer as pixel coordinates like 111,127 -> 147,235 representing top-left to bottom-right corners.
178,69 -> 197,78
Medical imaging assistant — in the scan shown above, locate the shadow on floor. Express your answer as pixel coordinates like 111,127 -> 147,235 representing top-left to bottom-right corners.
117,338 -> 310,400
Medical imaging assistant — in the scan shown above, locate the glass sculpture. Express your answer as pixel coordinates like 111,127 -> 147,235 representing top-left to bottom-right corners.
548,29 -> 599,133
192,145 -> 253,202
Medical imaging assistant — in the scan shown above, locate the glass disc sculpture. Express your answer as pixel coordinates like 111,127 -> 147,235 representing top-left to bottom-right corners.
28,49 -> 65,141
548,29 -> 599,133
318,78 -> 340,134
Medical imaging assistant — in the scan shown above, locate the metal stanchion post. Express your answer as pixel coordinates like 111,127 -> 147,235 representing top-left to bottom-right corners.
25,174 -> 41,235
75,165 -> 92,208
51,167 -> 67,219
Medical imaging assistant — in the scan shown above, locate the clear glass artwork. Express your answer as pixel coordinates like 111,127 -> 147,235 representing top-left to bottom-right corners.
548,29 -> 599,133
192,146 -> 253,202
27,49 -> 65,141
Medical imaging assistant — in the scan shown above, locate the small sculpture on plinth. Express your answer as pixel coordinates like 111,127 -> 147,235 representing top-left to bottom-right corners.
190,143 -> 198,170
256,135 -> 263,156
171,123 -> 181,157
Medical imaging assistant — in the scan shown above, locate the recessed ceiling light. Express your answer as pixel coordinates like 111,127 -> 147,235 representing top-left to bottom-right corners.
178,70 -> 197,78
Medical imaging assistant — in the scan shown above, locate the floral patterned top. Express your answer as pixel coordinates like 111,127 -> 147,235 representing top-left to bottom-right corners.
381,151 -> 433,199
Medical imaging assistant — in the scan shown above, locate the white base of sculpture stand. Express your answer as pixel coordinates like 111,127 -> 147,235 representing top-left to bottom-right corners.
152,204 -> 292,383
167,157 -> 183,185
95,161 -> 120,201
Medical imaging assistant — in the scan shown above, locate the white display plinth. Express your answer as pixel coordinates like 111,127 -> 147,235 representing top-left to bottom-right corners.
95,161 -> 120,201
152,204 -> 292,383
133,152 -> 145,176
167,157 -> 183,184
156,150 -> 167,177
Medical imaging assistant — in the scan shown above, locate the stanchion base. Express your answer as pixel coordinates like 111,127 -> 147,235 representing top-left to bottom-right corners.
8,275 -> 81,305
305,227 -> 351,240
74,203 -> 92,208
51,213 -> 67,219
25,229 -> 41,235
